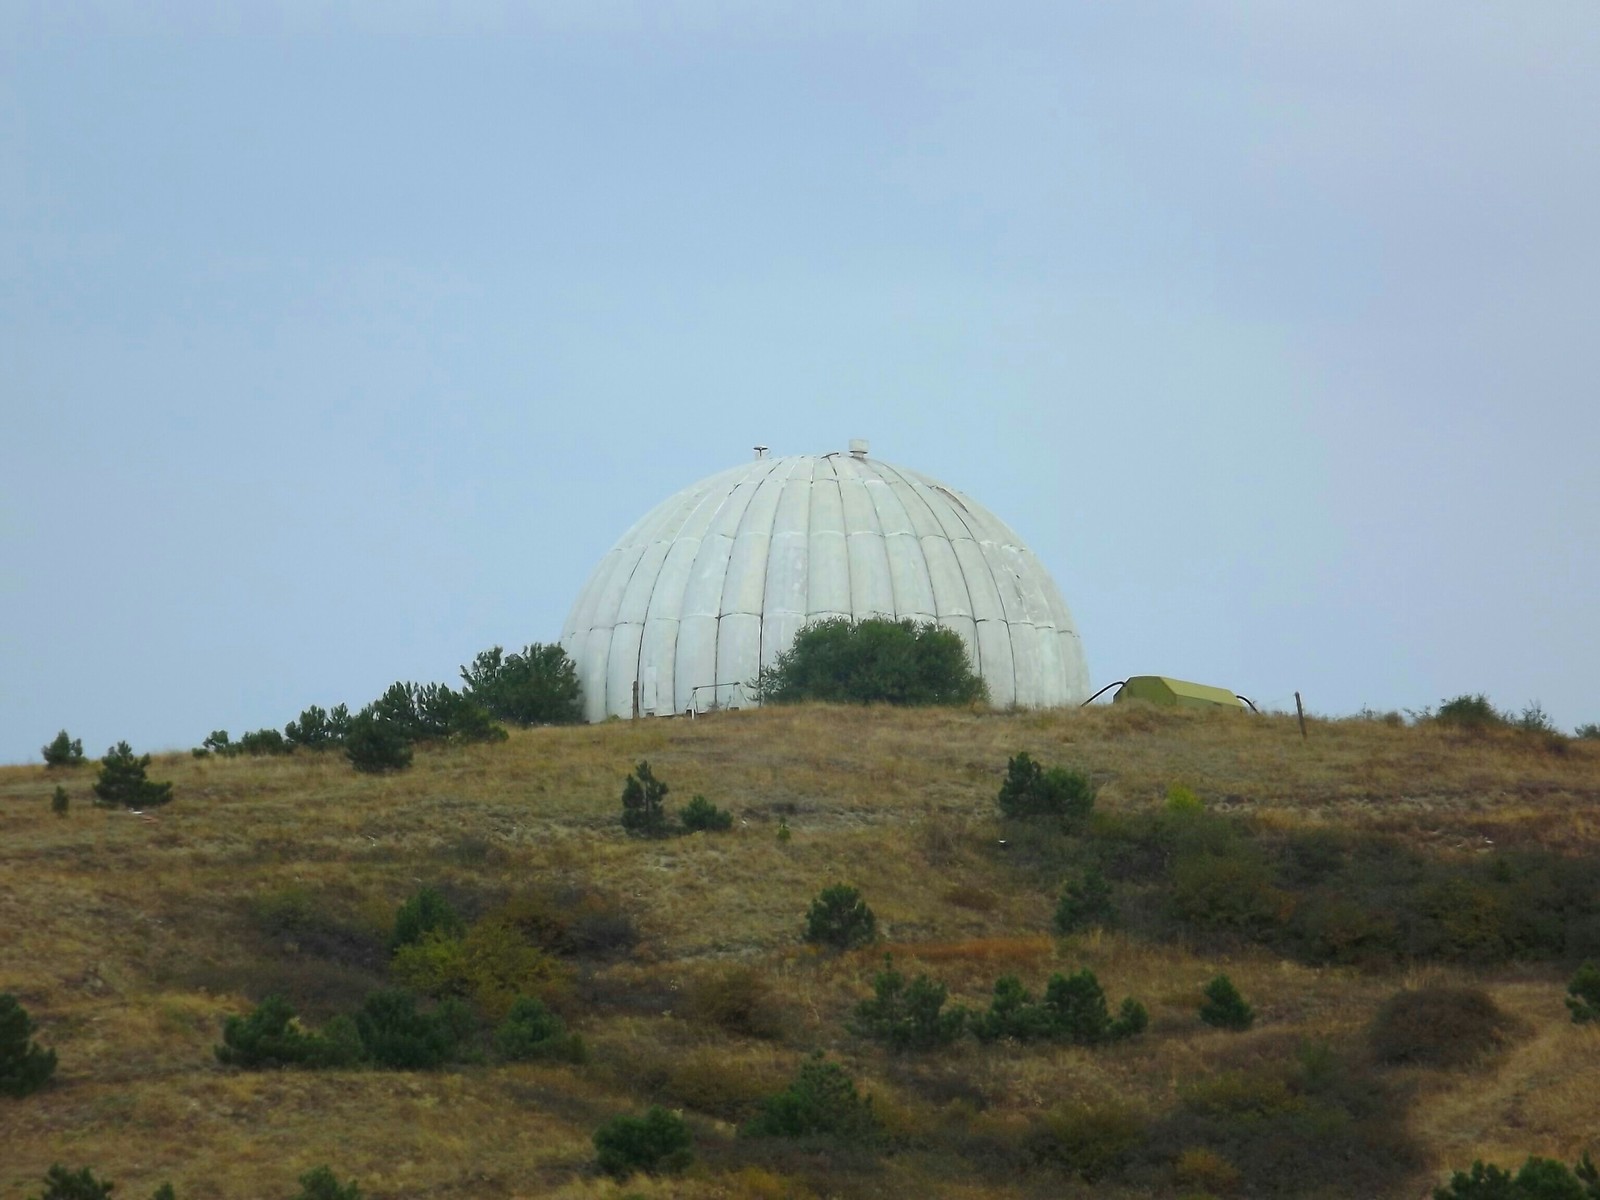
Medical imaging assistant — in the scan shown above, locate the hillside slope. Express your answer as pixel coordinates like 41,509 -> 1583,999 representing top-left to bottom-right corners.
3,704 -> 1598,1199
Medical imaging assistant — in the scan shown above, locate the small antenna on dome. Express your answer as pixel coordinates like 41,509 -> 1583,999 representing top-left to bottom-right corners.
754,445 -> 769,459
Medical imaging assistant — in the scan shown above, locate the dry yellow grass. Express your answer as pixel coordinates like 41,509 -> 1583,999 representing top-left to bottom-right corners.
3,703 -> 1598,1198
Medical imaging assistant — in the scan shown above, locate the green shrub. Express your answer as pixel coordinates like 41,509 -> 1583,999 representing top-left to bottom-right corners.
292,1166 -> 363,1200
756,616 -> 986,706
680,794 -> 733,833
1042,969 -> 1115,1043
284,704 -> 348,750
51,786 -> 69,817
1198,974 -> 1255,1031
41,730 -> 84,768
29,1166 -> 114,1200
972,972 -> 1144,1045
743,1052 -> 879,1141
92,741 -> 173,809
351,989 -> 472,1070
1433,1153 -> 1600,1199
1,993 -> 58,1096
849,957 -> 966,1051
1054,868 -> 1116,934
1165,784 -> 1205,814
1168,848 -> 1283,933
392,921 -> 568,1019
621,760 -> 671,837
390,887 -> 465,953
1034,1099 -> 1146,1180
1566,961 -> 1600,1023
971,974 -> 1053,1043
803,884 -> 877,950
1576,723 -> 1600,741
237,727 -> 292,756
1436,694 -> 1506,729
494,996 -> 585,1062
459,643 -> 582,726
997,752 -> 1095,825
214,994 -> 358,1069
1369,986 -> 1512,1067
343,710 -> 413,773
593,1105 -> 693,1178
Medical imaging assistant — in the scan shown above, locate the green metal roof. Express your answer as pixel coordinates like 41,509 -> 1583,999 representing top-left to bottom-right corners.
1115,675 -> 1246,709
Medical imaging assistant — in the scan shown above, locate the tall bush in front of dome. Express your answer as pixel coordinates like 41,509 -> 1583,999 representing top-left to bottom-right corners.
756,617 -> 986,707
460,644 -> 582,726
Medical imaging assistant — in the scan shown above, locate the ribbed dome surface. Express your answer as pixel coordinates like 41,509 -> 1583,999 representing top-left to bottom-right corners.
560,452 -> 1089,720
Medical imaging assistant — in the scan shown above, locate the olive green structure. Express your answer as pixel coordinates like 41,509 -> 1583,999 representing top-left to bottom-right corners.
1114,675 -> 1246,710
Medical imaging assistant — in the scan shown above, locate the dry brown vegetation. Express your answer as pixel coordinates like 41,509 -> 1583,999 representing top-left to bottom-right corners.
3,703 -> 1599,1199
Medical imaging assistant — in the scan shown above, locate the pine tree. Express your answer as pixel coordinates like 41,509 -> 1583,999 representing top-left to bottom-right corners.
1,993 -> 58,1097
91,742 -> 173,809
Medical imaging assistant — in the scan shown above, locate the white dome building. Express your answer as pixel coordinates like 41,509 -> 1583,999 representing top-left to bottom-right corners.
560,444 -> 1089,720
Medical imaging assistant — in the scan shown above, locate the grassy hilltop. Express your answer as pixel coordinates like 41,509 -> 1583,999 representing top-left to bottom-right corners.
3,703 -> 1599,1199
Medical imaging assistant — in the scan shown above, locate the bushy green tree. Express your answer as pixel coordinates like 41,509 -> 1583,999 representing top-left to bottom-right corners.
1576,723 -> 1600,741
292,1166 -> 363,1200
593,1106 -> 693,1178
743,1053 -> 879,1141
1199,974 -> 1256,1030
343,709 -> 413,774
494,996 -> 585,1063
1433,1153 -> 1600,1199
351,989 -> 471,1070
621,761 -> 671,838
1566,961 -> 1600,1024
849,957 -> 966,1051
756,616 -> 986,707
1436,695 -> 1506,730
29,1166 -> 114,1200
1,993 -> 58,1096
803,884 -> 877,950
237,728 -> 291,756
284,703 -> 351,750
460,643 -> 582,726
92,742 -> 173,809
390,887 -> 465,953
214,995 -> 358,1069
41,730 -> 84,768
997,752 -> 1095,825
200,730 -> 236,757
680,794 -> 733,833
1054,868 -> 1116,934
972,971 -> 1145,1045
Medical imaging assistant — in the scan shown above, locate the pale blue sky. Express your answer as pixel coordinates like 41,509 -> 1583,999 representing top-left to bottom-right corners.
4,2 -> 1597,762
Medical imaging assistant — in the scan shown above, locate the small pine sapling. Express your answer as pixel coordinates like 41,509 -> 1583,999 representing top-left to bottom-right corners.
1199,974 -> 1255,1031
742,1053 -> 879,1142
1566,961 -> 1600,1024
292,1166 -> 363,1200
803,884 -> 877,950
41,731 -> 84,768
620,760 -> 671,837
1,993 -> 58,1096
92,742 -> 173,809
1054,867 -> 1116,934
29,1165 -> 114,1200
680,794 -> 733,833
850,957 -> 966,1051
50,786 -> 69,817
593,1106 -> 694,1178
